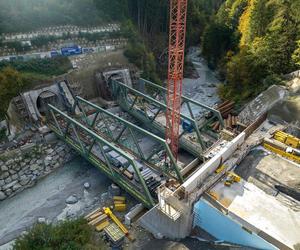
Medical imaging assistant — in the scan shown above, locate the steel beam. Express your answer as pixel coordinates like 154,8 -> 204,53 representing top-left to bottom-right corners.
139,78 -> 224,127
48,104 -> 155,208
111,80 -> 205,156
74,96 -> 183,182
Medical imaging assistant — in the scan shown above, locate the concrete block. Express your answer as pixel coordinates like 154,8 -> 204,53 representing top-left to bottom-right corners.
125,203 -> 144,226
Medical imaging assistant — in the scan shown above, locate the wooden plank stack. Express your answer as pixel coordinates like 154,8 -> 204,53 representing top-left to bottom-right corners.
211,100 -> 238,132
85,208 -> 110,232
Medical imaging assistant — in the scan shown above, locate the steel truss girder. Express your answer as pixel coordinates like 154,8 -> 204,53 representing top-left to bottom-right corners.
47,104 -> 155,208
139,78 -> 224,128
111,80 -> 210,157
73,96 -> 183,182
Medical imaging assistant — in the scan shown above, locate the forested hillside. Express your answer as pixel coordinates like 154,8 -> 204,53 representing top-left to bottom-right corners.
94,0 -> 224,81
99,0 -> 300,102
202,0 -> 300,101
0,0 -> 105,33
1,0 -> 299,103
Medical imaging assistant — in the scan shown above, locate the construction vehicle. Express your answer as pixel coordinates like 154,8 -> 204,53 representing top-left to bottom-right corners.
224,172 -> 241,187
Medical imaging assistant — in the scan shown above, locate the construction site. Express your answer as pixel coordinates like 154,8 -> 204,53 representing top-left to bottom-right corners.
0,1 -> 300,250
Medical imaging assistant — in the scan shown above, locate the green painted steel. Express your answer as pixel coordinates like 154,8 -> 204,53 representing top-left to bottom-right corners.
74,96 -> 183,182
111,79 -> 205,157
47,104 -> 155,208
139,78 -> 224,127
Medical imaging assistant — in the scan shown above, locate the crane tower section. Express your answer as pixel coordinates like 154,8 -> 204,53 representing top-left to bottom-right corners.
166,0 -> 188,160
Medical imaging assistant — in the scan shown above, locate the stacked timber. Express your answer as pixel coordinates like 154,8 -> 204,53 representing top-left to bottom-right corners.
85,208 -> 110,232
211,100 -> 239,132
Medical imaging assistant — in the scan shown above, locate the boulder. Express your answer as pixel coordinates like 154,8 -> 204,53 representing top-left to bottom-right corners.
5,159 -> 14,166
5,188 -> 12,196
12,183 -> 22,191
3,180 -> 18,190
36,159 -> 43,165
19,176 -> 30,186
0,191 -> 6,201
84,182 -> 90,189
66,195 -> 78,204
9,169 -> 16,175
11,174 -> 18,181
1,165 -> 8,172
44,156 -> 52,166
0,171 -> 9,179
30,164 -> 39,171
38,217 -> 46,223
4,177 -> 12,184
12,164 -> 21,171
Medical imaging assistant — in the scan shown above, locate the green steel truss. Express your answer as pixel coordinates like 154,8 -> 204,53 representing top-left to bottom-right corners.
47,104 -> 156,208
140,78 -> 224,127
73,96 -> 183,183
110,79 -> 224,157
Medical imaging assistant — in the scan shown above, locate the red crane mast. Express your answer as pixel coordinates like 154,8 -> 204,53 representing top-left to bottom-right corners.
166,0 -> 188,161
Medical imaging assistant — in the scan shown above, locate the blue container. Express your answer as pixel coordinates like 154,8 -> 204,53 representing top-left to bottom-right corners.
61,45 -> 82,56
182,120 -> 193,133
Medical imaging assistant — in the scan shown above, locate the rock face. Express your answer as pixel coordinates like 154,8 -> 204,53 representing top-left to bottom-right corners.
0,141 -> 75,201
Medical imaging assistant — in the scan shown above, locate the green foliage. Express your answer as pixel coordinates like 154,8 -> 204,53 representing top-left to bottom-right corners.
186,0 -> 224,46
0,67 -> 29,119
293,41 -> 300,66
13,218 -> 105,250
205,0 -> 300,102
0,57 -> 71,119
219,47 -> 268,101
93,0 -> 129,21
0,57 -> 72,76
0,128 -> 7,142
5,41 -> 31,53
0,0 -> 105,33
123,21 -> 161,84
31,36 -> 57,47
202,22 -> 238,68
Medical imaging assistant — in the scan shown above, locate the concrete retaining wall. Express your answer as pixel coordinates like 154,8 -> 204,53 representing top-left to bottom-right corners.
193,198 -> 277,250
0,142 -> 74,201
183,132 -> 246,193
139,204 -> 193,240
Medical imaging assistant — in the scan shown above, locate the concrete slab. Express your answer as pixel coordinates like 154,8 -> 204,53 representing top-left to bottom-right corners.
207,180 -> 300,249
235,147 -> 300,195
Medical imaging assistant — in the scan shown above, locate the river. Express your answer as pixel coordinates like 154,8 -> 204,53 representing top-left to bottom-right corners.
0,157 -> 111,246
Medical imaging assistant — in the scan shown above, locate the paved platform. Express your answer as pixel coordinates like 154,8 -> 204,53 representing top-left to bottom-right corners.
207,180 -> 300,249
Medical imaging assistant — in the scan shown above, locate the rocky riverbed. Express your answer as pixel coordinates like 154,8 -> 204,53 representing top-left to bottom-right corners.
0,157 -> 112,246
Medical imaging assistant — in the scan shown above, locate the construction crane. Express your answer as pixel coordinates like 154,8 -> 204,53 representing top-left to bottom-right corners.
166,0 -> 188,161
